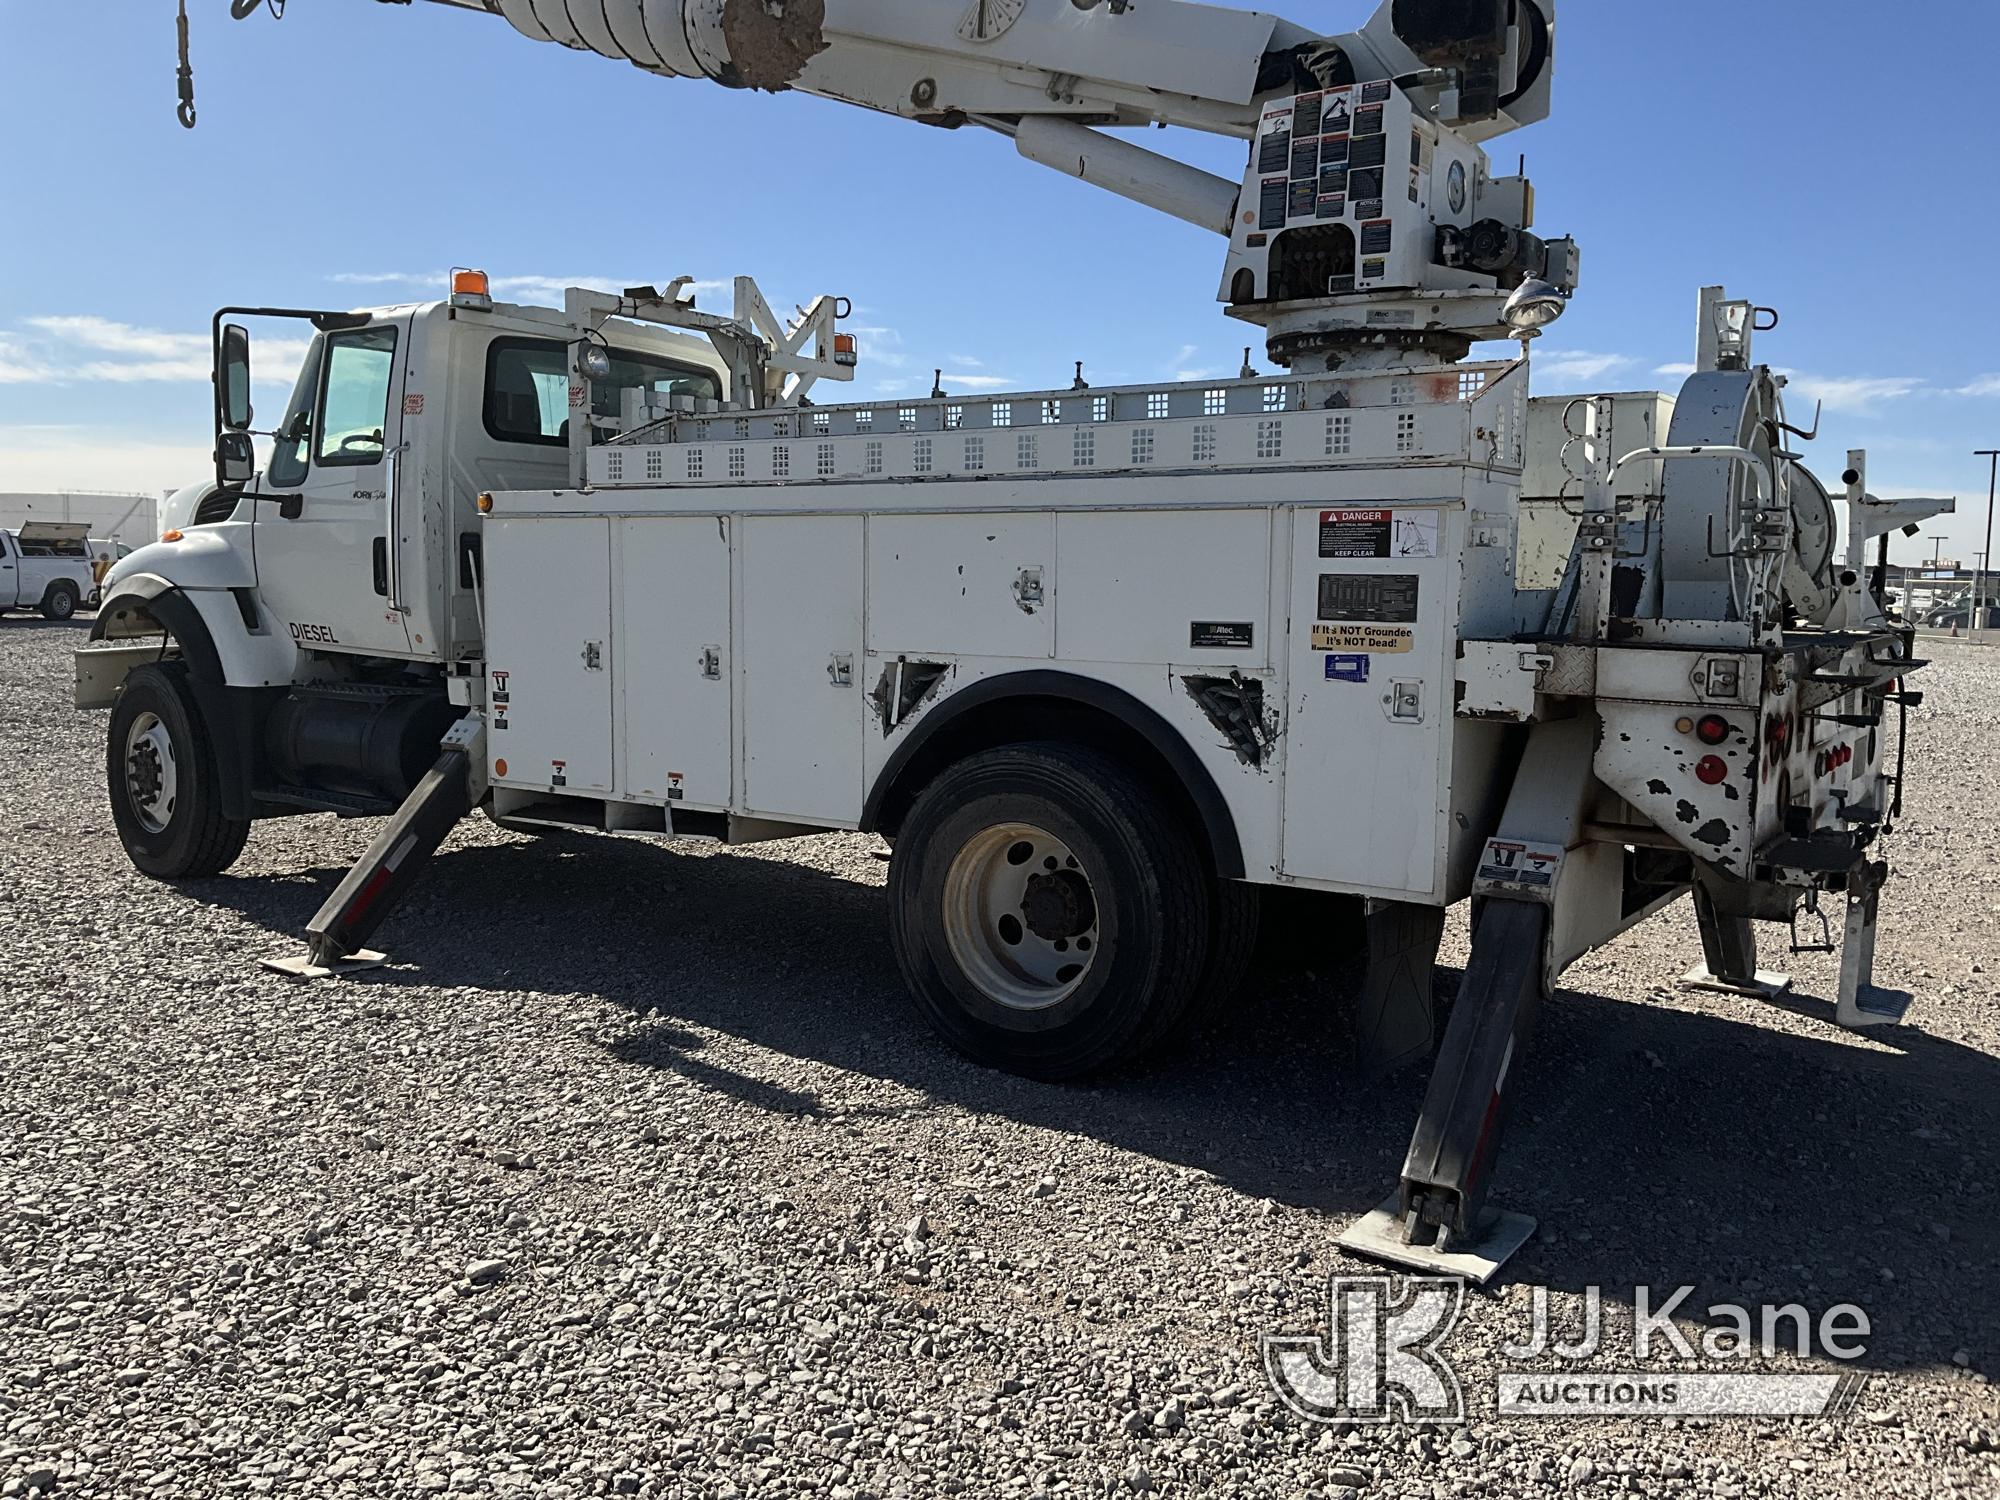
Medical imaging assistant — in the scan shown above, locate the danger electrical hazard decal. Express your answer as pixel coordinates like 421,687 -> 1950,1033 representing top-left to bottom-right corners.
1318,510 -> 1439,560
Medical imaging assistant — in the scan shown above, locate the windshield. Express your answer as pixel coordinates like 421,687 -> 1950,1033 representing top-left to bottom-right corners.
266,333 -> 325,489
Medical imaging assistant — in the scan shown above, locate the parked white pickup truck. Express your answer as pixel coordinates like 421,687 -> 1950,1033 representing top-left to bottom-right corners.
1,522 -> 97,620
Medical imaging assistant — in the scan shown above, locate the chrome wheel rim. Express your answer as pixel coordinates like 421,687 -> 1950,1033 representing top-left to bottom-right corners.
942,821 -> 1100,1012
124,711 -> 178,835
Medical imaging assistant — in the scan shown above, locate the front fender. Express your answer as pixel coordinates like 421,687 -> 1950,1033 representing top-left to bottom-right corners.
105,521 -> 256,595
83,576 -> 292,822
92,574 -> 297,688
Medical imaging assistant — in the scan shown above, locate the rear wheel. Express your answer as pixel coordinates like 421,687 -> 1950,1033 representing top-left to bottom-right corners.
40,582 -> 77,621
889,743 -> 1210,1080
108,663 -> 251,878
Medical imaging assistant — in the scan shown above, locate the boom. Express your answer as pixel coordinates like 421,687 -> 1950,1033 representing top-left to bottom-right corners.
312,0 -> 1571,366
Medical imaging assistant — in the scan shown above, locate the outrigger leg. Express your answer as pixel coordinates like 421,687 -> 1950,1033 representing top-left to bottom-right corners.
1680,871 -> 1791,1000
263,717 -> 483,979
1340,717 -> 1597,1284
1835,859 -> 1911,1029
1340,899 -> 1546,1283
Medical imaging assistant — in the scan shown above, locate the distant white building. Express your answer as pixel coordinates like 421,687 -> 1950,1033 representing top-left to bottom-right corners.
0,491 -> 160,548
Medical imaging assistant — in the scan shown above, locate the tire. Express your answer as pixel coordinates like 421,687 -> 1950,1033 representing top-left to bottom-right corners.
107,663 -> 251,879
1149,876 -> 1261,1048
40,582 -> 78,621
888,743 -> 1210,1080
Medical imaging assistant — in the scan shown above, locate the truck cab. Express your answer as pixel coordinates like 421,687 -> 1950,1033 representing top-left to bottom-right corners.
80,274 -> 729,873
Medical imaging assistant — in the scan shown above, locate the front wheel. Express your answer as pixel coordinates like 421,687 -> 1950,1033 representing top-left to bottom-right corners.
888,743 -> 1210,1080
107,663 -> 251,879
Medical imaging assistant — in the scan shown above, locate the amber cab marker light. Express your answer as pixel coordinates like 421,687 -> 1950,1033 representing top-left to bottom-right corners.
453,269 -> 489,298
477,493 -> 494,514
161,529 -> 184,542
493,758 -> 508,779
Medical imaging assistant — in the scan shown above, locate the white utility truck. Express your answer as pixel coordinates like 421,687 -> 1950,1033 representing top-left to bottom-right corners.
3,522 -> 97,620
84,0 -> 1949,1279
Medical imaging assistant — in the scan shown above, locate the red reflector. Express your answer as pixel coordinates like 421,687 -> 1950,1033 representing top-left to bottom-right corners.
1695,755 -> 1729,785
1696,714 -> 1730,745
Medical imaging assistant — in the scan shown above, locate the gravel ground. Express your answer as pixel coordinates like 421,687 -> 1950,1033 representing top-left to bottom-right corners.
2,618 -> 1996,1500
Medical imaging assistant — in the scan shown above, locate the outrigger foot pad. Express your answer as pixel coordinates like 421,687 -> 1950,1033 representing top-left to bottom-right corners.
261,948 -> 389,980
1837,985 -> 1911,1029
260,733 -> 478,979
1678,965 -> 1792,1000
1339,1193 -> 1537,1285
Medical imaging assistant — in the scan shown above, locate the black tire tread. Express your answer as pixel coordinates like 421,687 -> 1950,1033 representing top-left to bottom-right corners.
1148,877 -> 1260,1049
110,663 -> 251,879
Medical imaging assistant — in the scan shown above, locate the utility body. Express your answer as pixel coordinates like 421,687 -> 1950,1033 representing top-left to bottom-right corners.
82,0 -> 1950,1279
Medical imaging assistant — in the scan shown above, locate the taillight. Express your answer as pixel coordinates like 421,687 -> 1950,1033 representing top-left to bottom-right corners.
1695,714 -> 1730,745
1695,755 -> 1729,785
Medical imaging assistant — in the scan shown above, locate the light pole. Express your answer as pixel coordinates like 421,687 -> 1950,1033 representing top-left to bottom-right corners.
1977,451 -> 1999,642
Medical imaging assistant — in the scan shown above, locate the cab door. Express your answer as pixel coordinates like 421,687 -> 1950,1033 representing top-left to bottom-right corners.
252,317 -> 414,658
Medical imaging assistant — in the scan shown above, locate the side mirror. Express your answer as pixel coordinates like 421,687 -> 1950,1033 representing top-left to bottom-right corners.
216,430 -> 255,488
220,323 -> 253,431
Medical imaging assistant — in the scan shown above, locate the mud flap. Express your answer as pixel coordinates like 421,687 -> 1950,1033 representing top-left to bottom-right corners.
1351,900 -> 1448,1078
1340,898 -> 1546,1284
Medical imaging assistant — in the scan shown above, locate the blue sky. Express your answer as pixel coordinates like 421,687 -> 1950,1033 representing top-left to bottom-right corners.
2,0 -> 1997,562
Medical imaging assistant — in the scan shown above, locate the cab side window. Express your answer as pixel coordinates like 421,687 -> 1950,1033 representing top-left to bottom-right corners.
315,327 -> 399,467
483,337 -> 720,447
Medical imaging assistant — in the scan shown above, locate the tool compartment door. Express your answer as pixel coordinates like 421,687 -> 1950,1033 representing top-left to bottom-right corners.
484,516 -> 613,794
738,514 -> 864,824
617,516 -> 732,808
1279,505 -> 1452,897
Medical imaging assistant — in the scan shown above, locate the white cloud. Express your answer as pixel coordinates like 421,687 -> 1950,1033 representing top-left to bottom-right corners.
936,373 -> 1018,390
0,426 -> 209,496
1656,362 -> 1697,378
2,318 -> 307,387
946,354 -> 985,369
843,323 -> 908,370
0,334 -> 53,384
1951,374 -> 2000,398
28,315 -> 207,362
1531,350 -> 1638,385
1773,370 -> 1924,414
